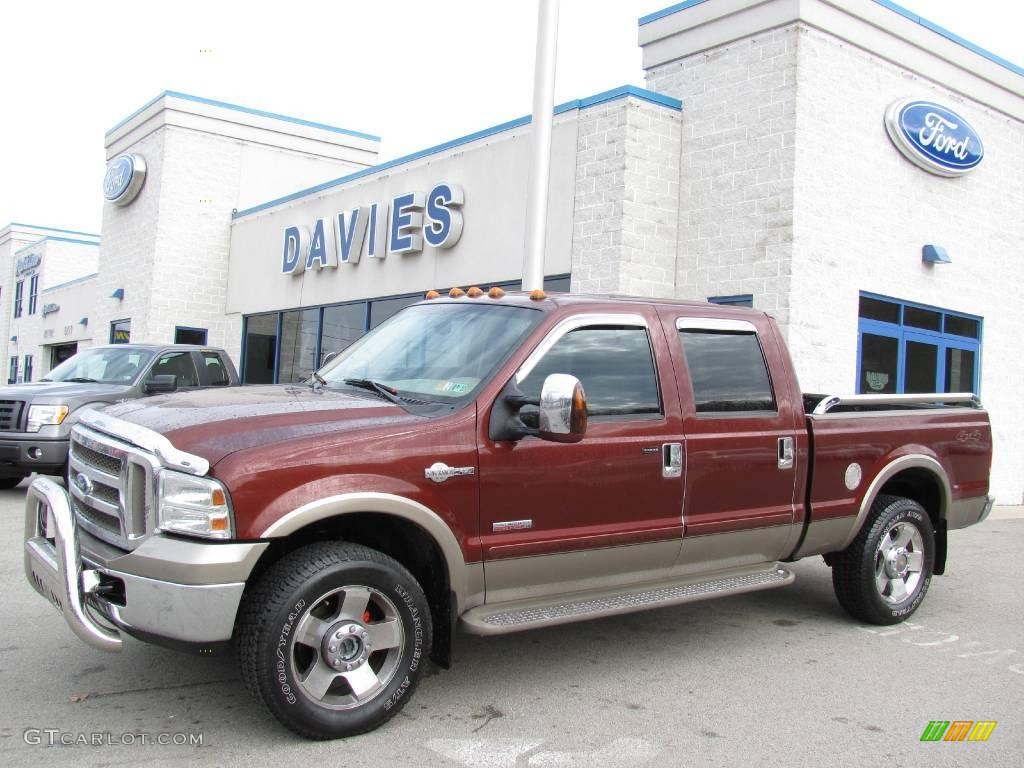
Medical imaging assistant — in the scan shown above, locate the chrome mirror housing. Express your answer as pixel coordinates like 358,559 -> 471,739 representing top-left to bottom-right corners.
538,374 -> 587,443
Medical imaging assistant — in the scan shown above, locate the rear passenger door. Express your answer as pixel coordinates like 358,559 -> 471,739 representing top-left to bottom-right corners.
659,314 -> 803,572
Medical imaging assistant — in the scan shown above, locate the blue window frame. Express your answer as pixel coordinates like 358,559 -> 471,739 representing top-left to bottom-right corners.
857,292 -> 982,395
708,294 -> 753,308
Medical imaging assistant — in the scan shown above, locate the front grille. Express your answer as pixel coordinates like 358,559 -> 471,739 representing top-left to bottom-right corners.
73,441 -> 124,477
0,400 -> 23,431
69,427 -> 158,551
72,496 -> 121,535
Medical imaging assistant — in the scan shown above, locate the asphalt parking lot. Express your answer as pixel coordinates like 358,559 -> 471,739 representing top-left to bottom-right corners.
2,482 -> 1020,767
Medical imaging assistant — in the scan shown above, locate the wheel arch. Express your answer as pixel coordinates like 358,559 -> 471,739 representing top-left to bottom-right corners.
245,493 -> 470,668
842,455 -> 951,573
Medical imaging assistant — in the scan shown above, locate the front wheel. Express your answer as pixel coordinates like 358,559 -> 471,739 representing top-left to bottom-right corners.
237,542 -> 432,739
831,495 -> 935,625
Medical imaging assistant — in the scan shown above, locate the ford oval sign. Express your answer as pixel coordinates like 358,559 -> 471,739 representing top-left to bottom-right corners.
884,99 -> 983,177
103,153 -> 147,206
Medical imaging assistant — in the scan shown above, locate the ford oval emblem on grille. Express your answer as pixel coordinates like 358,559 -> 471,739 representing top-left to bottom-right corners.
74,472 -> 94,496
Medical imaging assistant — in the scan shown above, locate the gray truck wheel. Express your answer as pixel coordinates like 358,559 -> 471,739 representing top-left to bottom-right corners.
832,494 -> 935,625
237,541 -> 432,739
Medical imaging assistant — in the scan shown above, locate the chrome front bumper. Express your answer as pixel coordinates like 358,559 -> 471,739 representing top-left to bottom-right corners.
23,477 -> 262,653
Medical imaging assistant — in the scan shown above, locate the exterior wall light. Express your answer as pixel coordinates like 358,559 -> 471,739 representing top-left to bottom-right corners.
79,317 -> 89,326
922,244 -> 951,264
9,336 -> 16,343
111,288 -> 125,300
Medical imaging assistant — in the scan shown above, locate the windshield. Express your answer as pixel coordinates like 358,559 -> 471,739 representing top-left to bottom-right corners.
44,347 -> 154,385
319,303 -> 542,403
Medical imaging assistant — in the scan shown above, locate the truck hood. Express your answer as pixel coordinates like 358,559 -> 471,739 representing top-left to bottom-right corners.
0,381 -> 132,402
99,385 -> 420,467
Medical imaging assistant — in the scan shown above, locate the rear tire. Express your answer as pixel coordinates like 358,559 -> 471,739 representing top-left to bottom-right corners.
832,495 -> 935,625
237,542 -> 432,739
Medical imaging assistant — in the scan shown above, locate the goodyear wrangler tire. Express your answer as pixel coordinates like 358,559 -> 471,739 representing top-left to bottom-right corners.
832,494 -> 935,625
237,542 -> 432,739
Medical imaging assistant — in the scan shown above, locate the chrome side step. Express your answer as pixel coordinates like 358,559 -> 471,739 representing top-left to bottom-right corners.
460,563 -> 793,636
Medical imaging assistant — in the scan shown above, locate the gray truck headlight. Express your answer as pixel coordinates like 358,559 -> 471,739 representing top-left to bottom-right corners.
157,470 -> 233,539
27,404 -> 69,433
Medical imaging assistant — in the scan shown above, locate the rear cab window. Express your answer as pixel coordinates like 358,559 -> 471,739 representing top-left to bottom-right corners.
675,318 -> 777,415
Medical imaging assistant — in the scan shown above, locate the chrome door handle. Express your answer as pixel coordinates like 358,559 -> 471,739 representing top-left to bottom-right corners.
663,443 -> 683,478
778,437 -> 794,470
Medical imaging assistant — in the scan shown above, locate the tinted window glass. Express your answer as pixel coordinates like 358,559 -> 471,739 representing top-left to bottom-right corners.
905,340 -> 938,393
944,315 -> 980,339
945,347 -> 976,393
149,352 -> 199,388
279,309 -> 319,383
859,296 -> 900,324
860,333 -> 898,393
243,314 -> 277,384
370,296 -> 419,329
679,330 -> 775,412
519,326 -> 661,417
174,327 -> 208,345
201,352 -> 230,386
904,307 -> 942,332
321,303 -> 366,361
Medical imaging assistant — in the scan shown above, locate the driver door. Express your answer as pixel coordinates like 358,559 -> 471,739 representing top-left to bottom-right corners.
477,310 -> 686,603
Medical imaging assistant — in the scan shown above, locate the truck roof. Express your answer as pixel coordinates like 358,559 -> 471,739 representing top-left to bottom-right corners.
415,290 -> 769,316
87,343 -> 228,352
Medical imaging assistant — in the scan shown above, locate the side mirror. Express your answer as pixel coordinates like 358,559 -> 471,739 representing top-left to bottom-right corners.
144,374 -> 177,394
537,373 -> 587,443
489,373 -> 587,443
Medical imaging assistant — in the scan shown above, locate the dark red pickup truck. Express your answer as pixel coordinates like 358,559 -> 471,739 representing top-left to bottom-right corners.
24,291 -> 993,739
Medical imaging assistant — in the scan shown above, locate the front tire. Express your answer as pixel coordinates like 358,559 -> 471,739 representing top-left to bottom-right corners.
832,495 -> 935,625
237,542 -> 432,739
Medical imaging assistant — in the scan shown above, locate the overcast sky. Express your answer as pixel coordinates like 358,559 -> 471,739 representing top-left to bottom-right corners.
1,0 -> 1021,235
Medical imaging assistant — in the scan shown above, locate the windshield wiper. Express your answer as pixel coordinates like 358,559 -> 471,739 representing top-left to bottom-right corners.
342,378 -> 405,405
64,377 -> 99,383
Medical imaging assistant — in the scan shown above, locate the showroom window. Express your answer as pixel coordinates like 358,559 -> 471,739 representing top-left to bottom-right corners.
241,274 -> 571,384
8,356 -> 18,384
13,280 -> 23,318
110,318 -> 131,344
174,326 -> 208,345
857,293 -> 982,395
28,275 -> 39,315
23,354 -> 33,383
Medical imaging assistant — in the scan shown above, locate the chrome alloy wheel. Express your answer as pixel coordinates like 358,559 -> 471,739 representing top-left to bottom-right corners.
291,586 -> 405,709
874,521 -> 925,605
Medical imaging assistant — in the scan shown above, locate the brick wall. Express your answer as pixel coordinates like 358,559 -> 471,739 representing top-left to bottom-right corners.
645,26 -> 798,320
570,96 -> 681,297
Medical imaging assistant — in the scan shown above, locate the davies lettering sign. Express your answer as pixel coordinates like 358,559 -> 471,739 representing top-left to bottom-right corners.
884,99 -> 983,177
282,183 -> 464,275
16,252 -> 41,275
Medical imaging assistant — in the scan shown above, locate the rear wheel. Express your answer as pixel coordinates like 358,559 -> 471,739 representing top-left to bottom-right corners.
237,542 -> 432,739
832,495 -> 935,625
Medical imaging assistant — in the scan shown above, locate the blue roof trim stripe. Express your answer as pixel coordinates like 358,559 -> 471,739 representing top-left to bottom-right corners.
6,222 -> 100,238
638,0 -> 1023,77
639,0 -> 709,26
233,85 -> 681,220
42,273 -> 100,294
105,90 -> 381,142
14,236 -> 102,255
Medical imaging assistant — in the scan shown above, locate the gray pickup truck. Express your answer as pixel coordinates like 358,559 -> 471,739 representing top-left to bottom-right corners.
0,344 -> 238,488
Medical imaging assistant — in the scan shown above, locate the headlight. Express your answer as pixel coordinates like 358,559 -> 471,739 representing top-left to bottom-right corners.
27,404 -> 69,433
157,470 -> 233,540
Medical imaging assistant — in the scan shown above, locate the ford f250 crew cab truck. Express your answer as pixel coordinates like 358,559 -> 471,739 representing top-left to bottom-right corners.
0,344 -> 238,487
23,291 -> 993,739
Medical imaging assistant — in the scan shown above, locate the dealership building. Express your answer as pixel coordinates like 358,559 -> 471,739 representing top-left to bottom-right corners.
1,0 -> 1021,502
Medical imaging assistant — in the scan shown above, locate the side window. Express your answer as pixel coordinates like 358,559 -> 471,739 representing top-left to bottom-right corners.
519,325 -> 661,417
148,352 -> 200,388
201,352 -> 230,386
678,329 -> 776,413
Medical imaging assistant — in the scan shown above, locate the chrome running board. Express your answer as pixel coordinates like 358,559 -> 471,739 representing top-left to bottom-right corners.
460,562 -> 793,635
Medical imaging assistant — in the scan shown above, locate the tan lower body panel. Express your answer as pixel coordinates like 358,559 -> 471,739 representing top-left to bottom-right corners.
482,539 -> 682,605
673,525 -> 797,577
793,516 -> 857,558
947,495 -> 993,530
460,561 -> 793,636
